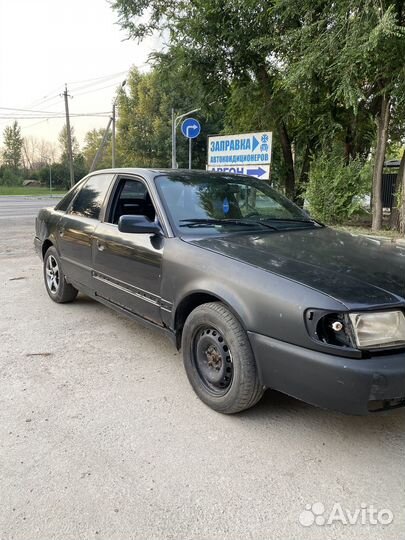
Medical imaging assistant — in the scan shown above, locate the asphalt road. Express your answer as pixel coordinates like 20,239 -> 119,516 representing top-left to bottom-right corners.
0,203 -> 404,540
0,196 -> 60,219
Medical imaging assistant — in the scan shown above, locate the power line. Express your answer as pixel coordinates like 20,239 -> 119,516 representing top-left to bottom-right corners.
0,106 -> 64,114
0,112 -> 111,119
3,70 -> 132,122
69,72 -> 128,93
67,70 -> 128,87
24,85 -> 65,109
20,119 -> 52,130
74,80 -> 127,98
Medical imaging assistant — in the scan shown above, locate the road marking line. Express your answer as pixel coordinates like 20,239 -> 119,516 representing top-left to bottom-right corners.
0,214 -> 37,219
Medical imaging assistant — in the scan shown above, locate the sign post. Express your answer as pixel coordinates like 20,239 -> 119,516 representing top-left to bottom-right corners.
181,118 -> 201,170
207,131 -> 272,179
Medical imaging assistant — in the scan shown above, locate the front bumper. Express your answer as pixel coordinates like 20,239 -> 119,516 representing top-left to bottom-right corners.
248,331 -> 405,415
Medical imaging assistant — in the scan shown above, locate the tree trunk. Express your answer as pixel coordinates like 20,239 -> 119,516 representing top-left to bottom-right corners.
344,123 -> 354,164
255,65 -> 295,198
389,151 -> 405,230
371,94 -> 390,231
278,122 -> 295,199
398,150 -> 405,234
294,142 -> 312,207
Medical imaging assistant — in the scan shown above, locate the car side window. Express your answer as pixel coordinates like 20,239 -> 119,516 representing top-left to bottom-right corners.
108,178 -> 156,224
55,181 -> 82,212
69,173 -> 113,220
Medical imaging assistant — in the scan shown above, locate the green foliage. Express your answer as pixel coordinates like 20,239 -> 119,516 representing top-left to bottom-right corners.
83,129 -> 112,170
110,0 -> 405,225
306,153 -> 372,224
2,121 -> 23,171
58,126 -> 80,162
0,166 -> 23,186
116,62 -> 224,169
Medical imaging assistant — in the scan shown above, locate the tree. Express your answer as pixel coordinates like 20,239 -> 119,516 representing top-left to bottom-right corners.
58,126 -> 85,187
397,149 -> 405,233
111,0 -> 405,227
58,125 -> 80,161
111,0 -> 303,197
275,0 -> 405,229
22,136 -> 57,170
116,62 -> 224,169
83,128 -> 112,171
2,121 -> 23,171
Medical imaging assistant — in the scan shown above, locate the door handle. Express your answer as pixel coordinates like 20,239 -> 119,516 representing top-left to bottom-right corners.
58,228 -> 64,237
96,240 -> 105,252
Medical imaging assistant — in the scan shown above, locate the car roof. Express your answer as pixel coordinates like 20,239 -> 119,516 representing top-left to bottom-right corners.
90,168 -> 249,181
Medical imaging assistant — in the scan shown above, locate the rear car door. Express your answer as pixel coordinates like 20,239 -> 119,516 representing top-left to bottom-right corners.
91,176 -> 164,325
57,173 -> 114,290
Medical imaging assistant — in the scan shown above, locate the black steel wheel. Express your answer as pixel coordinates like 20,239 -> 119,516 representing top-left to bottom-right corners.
192,325 -> 234,396
43,246 -> 78,303
182,302 -> 264,413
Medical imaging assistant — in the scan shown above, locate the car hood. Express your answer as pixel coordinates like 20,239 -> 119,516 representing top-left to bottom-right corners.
188,227 -> 405,309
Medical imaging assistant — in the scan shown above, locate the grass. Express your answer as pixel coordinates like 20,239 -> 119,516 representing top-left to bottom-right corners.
0,186 -> 67,196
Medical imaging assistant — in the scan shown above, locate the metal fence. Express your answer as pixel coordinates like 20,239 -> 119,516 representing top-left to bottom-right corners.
382,160 -> 400,211
382,173 -> 397,209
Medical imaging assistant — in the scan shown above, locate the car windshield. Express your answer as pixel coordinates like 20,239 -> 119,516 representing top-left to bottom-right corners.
155,172 -> 315,234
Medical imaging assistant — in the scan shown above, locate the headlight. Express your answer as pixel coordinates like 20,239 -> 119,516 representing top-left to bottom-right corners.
349,311 -> 405,349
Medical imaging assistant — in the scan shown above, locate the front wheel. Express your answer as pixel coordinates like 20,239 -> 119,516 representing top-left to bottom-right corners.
182,302 -> 264,413
43,246 -> 78,303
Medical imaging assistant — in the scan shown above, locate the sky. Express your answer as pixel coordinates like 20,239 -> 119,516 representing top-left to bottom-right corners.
0,0 -> 160,150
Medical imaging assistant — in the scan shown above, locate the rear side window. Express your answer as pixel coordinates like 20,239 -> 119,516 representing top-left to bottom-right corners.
70,174 -> 113,220
55,182 -> 82,212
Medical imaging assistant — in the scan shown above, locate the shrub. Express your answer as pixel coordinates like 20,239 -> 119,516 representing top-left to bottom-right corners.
0,167 -> 23,186
305,153 -> 371,224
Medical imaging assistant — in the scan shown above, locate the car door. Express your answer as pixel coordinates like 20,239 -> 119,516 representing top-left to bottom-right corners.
91,176 -> 164,325
57,173 -> 114,290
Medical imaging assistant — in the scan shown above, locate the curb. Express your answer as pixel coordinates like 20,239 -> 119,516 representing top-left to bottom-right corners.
362,235 -> 405,246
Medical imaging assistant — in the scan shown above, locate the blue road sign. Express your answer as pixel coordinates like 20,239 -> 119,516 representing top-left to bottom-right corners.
207,131 -> 272,179
181,118 -> 201,139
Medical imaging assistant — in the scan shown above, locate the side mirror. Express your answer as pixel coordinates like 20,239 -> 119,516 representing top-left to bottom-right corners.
118,215 -> 161,235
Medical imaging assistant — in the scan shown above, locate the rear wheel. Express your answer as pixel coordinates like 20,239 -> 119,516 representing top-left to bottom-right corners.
43,246 -> 78,303
182,302 -> 264,413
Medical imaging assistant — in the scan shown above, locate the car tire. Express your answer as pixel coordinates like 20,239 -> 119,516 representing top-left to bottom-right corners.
182,302 -> 264,413
43,246 -> 78,303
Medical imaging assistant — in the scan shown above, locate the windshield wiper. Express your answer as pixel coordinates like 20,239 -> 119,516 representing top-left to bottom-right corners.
261,217 -> 319,225
179,218 -> 278,230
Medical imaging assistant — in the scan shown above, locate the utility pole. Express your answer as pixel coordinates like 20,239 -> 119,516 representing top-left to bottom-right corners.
112,103 -> 116,168
89,78 -> 126,172
171,108 -> 176,169
90,116 -> 113,172
49,160 -> 52,194
62,85 -> 75,188
111,80 -> 126,168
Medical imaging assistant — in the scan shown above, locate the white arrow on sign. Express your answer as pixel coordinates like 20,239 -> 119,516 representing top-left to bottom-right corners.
186,125 -> 198,137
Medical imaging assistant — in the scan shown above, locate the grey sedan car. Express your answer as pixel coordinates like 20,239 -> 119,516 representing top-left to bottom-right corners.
35,169 -> 405,415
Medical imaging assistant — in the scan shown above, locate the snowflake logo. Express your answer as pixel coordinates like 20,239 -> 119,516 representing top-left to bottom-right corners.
261,134 -> 269,143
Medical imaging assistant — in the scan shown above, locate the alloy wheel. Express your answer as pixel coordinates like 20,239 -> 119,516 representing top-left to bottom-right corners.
45,255 -> 60,295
